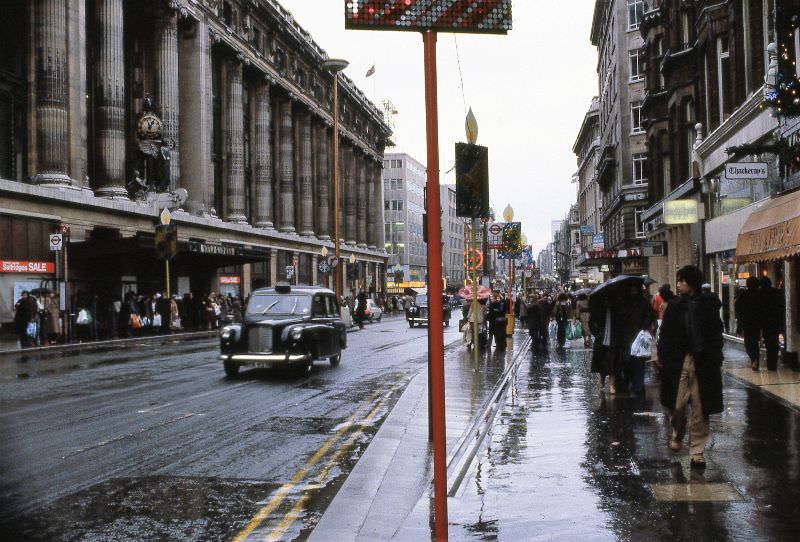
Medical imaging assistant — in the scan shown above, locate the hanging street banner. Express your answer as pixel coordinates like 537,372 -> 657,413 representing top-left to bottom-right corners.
498,222 -> 522,260
345,1 -> 512,34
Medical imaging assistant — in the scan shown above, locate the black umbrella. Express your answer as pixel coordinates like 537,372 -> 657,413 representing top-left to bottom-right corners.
28,287 -> 53,297
589,275 -> 646,303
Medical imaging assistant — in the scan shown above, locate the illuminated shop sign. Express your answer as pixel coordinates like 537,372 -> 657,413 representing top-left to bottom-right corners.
345,0 -> 513,34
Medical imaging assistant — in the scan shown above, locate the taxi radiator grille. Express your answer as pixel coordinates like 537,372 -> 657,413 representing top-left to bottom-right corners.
248,326 -> 273,353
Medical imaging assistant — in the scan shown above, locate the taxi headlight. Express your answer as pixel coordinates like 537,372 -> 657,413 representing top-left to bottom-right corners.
221,327 -> 232,340
290,328 -> 302,340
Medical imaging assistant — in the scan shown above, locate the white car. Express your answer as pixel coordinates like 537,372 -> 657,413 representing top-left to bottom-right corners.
366,299 -> 383,322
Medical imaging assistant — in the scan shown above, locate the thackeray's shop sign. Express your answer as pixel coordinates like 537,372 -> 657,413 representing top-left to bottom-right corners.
1,260 -> 55,274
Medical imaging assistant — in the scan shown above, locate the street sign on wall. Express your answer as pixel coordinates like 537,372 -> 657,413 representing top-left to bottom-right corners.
724,162 -> 769,180
49,234 -> 63,251
345,1 -> 512,34
664,200 -> 698,225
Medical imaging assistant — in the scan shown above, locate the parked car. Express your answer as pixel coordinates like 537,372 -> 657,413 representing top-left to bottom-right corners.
219,284 -> 347,377
366,299 -> 383,322
405,290 -> 451,328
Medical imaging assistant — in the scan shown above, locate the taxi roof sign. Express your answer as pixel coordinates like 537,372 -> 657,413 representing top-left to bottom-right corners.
345,1 -> 512,34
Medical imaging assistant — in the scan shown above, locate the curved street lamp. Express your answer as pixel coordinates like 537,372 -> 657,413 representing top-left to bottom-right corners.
322,58 -> 349,301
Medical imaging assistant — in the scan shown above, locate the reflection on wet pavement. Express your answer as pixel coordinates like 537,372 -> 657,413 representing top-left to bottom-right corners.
448,347 -> 800,541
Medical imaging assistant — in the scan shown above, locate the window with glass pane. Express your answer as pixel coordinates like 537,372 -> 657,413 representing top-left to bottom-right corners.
629,49 -> 644,81
627,0 -> 644,30
635,207 -> 646,238
631,101 -> 644,133
632,153 -> 648,184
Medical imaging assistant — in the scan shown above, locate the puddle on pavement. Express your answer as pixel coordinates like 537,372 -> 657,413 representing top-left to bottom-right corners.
448,348 -> 800,541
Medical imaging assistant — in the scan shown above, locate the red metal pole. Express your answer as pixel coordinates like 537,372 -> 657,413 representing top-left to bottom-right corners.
422,30 -> 448,542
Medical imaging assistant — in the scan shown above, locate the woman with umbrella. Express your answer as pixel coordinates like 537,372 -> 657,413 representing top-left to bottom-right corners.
460,284 -> 490,350
589,275 -> 655,394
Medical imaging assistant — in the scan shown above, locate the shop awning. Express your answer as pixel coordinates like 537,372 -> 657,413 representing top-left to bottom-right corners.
736,189 -> 800,263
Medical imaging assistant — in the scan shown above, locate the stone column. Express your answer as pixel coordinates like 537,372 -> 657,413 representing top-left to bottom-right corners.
278,95 -> 295,232
316,122 -> 331,240
67,0 -> 88,188
154,2 -> 180,189
269,249 -> 278,286
179,17 -> 213,215
253,76 -> 274,228
367,158 -> 377,250
356,152 -> 368,248
312,254 -> 319,286
298,110 -> 314,236
375,160 -> 386,252
33,0 -> 71,186
93,0 -> 127,197
345,145 -> 357,245
224,57 -> 246,222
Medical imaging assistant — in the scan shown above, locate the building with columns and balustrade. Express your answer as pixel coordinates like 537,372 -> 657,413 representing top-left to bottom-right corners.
0,0 -> 391,330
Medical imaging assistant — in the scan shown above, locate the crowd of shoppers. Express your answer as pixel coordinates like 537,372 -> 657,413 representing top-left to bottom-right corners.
11,289 -> 247,348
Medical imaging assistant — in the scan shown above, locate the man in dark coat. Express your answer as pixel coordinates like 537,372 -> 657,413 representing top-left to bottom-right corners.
759,276 -> 784,371
611,285 -> 656,393
526,294 -> 544,351
537,296 -> 553,352
487,293 -> 507,351
658,265 -> 724,468
734,276 -> 762,371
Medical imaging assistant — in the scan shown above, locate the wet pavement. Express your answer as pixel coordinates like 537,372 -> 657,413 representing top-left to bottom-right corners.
311,333 -> 800,541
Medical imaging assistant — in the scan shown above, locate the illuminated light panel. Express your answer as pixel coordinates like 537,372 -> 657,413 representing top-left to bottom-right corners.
345,0 -> 512,34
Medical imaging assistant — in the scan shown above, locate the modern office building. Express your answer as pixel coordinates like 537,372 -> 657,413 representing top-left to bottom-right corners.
383,152 -> 427,283
440,184 -> 465,288
0,0 -> 391,330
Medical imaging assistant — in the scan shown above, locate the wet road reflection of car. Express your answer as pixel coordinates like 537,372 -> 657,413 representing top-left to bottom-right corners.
219,284 -> 346,376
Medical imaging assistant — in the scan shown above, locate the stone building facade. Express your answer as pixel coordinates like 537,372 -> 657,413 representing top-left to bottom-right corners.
589,0 -> 650,276
573,97 -> 605,286
0,0 -> 390,328
382,153 -> 427,284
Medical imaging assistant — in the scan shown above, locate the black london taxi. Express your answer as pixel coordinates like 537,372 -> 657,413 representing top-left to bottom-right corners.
405,289 -> 451,328
219,284 -> 347,377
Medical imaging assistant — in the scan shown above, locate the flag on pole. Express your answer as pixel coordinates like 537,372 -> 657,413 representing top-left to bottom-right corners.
365,65 -> 375,78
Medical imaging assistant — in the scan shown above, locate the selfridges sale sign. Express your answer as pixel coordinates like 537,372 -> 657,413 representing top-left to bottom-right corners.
1,260 -> 56,274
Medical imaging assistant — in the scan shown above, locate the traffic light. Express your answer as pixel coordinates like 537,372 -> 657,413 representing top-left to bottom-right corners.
455,143 -> 489,218
155,224 -> 177,260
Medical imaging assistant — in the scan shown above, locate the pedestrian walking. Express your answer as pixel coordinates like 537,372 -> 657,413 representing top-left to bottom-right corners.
734,277 -> 762,371
487,293 -> 507,351
537,296 -> 553,352
464,297 -> 488,350
553,293 -> 573,348
759,276 -> 784,371
658,265 -> 724,469
42,292 -> 62,345
518,295 -> 528,329
575,293 -> 591,347
610,285 -> 656,393
355,291 -> 367,329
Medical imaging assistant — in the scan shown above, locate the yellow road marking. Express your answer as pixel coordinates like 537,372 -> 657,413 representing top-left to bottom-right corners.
264,396 -> 389,542
231,389 -> 384,542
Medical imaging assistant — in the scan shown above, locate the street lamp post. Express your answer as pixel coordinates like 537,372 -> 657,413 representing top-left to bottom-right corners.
322,58 -> 349,302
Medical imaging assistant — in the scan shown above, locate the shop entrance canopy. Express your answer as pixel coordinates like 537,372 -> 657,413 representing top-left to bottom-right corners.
736,190 -> 800,263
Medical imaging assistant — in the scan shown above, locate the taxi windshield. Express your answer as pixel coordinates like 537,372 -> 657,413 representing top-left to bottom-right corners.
416,295 -> 428,305
247,294 -> 311,316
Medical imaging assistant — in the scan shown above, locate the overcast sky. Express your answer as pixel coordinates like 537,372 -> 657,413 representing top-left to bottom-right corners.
277,1 -> 598,252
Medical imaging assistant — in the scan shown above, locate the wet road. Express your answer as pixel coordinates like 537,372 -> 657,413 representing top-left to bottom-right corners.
0,315 -> 462,541
447,345 -> 800,541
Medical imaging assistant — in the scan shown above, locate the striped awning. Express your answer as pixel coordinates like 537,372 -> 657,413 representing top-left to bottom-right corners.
736,189 -> 800,263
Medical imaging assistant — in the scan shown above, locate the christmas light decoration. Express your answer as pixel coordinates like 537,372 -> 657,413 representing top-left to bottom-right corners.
764,9 -> 800,117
